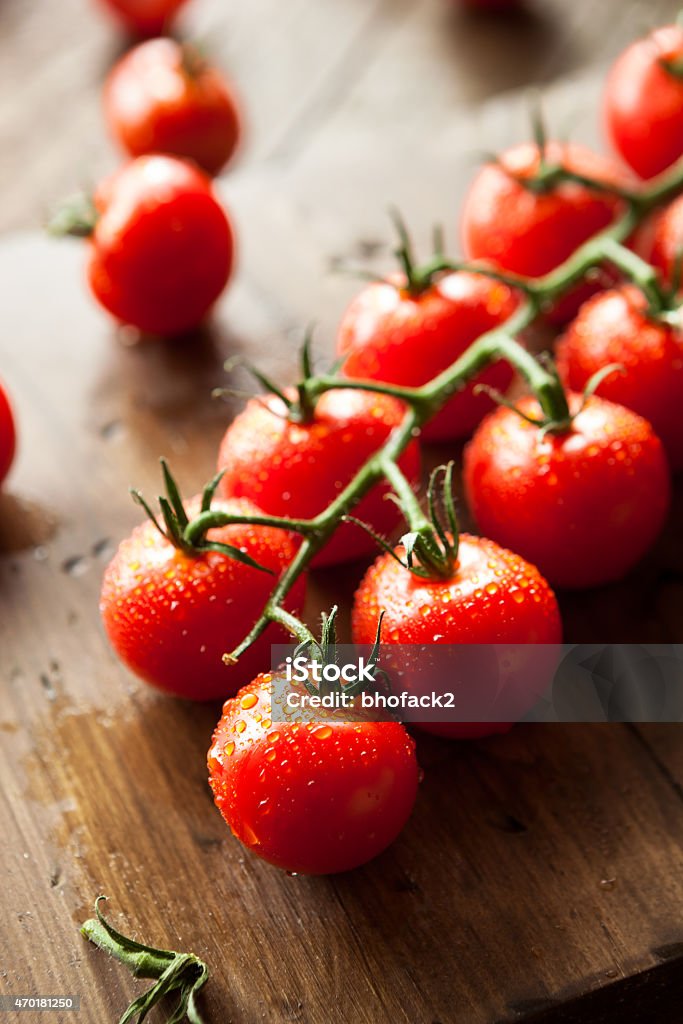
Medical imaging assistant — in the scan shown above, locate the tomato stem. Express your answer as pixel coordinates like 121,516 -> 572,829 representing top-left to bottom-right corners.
81,897 -> 209,1024
600,239 -> 670,315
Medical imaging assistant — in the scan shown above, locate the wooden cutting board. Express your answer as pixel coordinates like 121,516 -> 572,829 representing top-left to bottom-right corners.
2,0 -> 683,1021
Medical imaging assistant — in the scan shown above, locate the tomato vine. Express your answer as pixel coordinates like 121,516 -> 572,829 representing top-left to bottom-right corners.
177,155 -> 683,660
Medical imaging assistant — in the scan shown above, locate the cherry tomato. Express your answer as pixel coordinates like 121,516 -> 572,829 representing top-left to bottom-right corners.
208,671 -> 419,874
96,0 -> 189,36
217,389 -> 421,568
461,142 -> 625,322
100,497 -> 305,701
463,394 -> 671,589
87,155 -> 234,336
337,272 -> 519,442
352,534 -> 561,739
604,24 -> 683,180
104,40 -> 241,177
557,286 -> 683,470
0,380 -> 16,487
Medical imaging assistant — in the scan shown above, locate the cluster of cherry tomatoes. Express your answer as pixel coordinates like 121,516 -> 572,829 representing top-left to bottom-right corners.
53,0 -> 242,336
96,20 -> 683,876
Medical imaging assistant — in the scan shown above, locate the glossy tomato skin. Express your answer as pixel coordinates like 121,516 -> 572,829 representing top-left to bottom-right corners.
461,142 -> 625,323
97,0 -> 189,35
464,395 -> 671,589
605,25 -> 683,180
208,672 -> 419,874
337,272 -> 519,442
352,534 -> 562,739
105,40 -> 241,176
88,155 -> 234,336
217,389 -> 421,568
100,497 -> 305,701
0,380 -> 16,487
557,287 -> 683,470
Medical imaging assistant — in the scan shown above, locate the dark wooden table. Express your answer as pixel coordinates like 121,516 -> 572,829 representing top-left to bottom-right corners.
2,1 -> 683,1022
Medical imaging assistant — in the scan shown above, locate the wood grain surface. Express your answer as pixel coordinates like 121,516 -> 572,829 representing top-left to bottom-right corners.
1,1 -> 683,1022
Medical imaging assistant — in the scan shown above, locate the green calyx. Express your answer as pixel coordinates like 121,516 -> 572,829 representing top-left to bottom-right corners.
220,328 -> 322,425
350,462 -> 459,581
475,359 -> 626,436
497,102 -> 637,204
402,463 -> 460,579
333,211 -> 454,297
81,896 -> 209,1024
389,209 -> 452,297
47,191 -> 99,239
496,99 -> 561,196
292,605 -> 387,699
131,459 -> 274,574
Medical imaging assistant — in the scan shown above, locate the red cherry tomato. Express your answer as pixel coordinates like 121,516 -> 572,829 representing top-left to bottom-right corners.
0,380 -> 16,487
464,394 -> 671,589
352,534 -> 561,739
604,24 -> 683,180
208,671 -> 419,874
104,40 -> 241,177
100,497 -> 305,700
557,286 -> 683,470
461,142 -> 626,322
97,0 -> 189,36
87,155 -> 234,336
217,389 -> 421,568
337,272 -> 519,442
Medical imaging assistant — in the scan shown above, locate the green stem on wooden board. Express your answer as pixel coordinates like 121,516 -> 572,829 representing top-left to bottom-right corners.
81,897 -> 209,1024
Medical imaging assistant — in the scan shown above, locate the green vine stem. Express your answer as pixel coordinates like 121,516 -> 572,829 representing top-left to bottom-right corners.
81,897 -> 209,1024
144,157 -> 683,663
